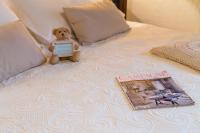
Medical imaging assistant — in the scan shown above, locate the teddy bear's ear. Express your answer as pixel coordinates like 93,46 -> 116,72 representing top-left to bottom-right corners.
64,28 -> 71,34
52,29 -> 58,35
62,27 -> 71,34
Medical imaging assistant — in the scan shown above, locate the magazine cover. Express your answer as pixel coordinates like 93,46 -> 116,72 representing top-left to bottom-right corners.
117,71 -> 194,110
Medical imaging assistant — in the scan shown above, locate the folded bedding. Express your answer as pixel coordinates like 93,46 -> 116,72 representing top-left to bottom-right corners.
6,0 -> 127,45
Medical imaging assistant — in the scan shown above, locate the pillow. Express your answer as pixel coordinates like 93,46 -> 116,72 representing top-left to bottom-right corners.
127,0 -> 200,34
0,21 -> 46,82
63,1 -> 131,45
0,1 -> 18,25
151,41 -> 200,71
6,0 -> 103,44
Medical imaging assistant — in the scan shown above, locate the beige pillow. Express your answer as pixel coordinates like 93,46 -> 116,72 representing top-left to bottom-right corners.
63,1 -> 130,45
151,41 -> 200,71
0,21 -> 46,82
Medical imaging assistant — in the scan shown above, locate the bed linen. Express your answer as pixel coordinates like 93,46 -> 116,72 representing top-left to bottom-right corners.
0,22 -> 200,133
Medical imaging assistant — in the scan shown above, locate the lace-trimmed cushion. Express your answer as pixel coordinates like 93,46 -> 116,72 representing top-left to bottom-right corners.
151,41 -> 200,71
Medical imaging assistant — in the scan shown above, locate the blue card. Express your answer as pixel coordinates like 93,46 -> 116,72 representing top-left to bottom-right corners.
53,41 -> 73,57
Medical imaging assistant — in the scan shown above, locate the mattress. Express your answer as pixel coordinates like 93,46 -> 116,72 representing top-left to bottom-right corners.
0,22 -> 200,133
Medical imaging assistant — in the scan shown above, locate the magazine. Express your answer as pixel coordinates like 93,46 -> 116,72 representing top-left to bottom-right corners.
116,71 -> 194,110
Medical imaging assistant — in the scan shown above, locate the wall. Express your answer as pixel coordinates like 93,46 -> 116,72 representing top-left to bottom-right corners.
127,0 -> 200,34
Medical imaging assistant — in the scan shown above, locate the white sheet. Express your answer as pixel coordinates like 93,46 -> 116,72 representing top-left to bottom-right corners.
0,22 -> 200,133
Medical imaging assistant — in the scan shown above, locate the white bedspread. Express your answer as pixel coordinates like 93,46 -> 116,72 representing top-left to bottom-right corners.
0,22 -> 200,133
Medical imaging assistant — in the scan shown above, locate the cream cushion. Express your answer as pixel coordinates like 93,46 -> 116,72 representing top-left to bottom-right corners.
63,1 -> 130,45
0,21 -> 46,82
127,0 -> 200,34
151,41 -> 200,71
6,0 -> 103,44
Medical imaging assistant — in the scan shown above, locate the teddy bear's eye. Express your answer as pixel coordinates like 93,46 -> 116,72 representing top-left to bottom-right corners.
59,31 -> 61,33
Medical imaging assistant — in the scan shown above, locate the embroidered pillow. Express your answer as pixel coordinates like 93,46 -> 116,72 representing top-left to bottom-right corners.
151,41 -> 200,71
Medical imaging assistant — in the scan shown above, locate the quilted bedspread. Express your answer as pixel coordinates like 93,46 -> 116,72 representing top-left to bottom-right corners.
0,22 -> 200,133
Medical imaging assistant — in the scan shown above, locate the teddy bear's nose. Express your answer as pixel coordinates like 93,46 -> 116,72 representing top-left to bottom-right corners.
62,33 -> 65,36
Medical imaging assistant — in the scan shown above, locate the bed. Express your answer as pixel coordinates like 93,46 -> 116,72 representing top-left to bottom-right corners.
0,21 -> 200,133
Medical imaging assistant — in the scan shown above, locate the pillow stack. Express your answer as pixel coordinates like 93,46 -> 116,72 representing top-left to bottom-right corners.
7,0 -> 130,45
6,0 -> 107,43
0,0 -> 130,82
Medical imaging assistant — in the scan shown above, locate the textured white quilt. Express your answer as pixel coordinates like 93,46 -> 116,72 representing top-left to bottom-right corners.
0,22 -> 200,133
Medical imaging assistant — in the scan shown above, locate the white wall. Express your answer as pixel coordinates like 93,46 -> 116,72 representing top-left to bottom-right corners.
127,0 -> 200,34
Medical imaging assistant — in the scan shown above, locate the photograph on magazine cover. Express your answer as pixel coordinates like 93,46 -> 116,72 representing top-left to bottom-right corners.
117,72 -> 194,110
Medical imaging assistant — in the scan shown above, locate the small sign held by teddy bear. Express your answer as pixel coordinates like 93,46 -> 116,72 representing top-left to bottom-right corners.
49,27 -> 80,65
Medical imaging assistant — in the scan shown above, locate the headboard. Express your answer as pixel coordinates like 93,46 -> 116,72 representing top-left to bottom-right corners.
112,0 -> 127,17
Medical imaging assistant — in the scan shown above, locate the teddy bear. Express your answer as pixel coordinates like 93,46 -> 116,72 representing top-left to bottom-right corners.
49,27 -> 80,65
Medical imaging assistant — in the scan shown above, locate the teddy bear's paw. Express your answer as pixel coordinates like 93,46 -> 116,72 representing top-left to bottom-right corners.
49,55 -> 59,65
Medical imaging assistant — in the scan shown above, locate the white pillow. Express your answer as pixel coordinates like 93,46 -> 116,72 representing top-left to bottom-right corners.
127,0 -> 200,34
0,1 -> 18,25
6,0 -> 103,43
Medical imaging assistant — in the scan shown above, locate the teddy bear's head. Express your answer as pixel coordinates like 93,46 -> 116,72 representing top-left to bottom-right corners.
53,27 -> 71,40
